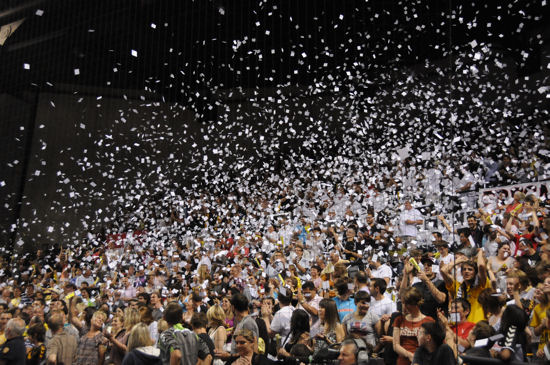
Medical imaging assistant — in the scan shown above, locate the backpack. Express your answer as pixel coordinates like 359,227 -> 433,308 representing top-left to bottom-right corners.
160,327 -> 199,365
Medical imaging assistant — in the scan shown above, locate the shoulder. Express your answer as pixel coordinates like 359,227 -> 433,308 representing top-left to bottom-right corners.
422,316 -> 435,324
393,314 -> 404,327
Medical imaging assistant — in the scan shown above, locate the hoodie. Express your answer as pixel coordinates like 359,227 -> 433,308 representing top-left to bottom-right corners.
122,346 -> 162,365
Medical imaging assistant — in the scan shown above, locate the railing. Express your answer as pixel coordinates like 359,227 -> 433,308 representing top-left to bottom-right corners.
423,179 -> 549,235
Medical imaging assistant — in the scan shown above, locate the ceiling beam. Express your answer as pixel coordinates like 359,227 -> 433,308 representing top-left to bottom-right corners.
0,0 -> 47,27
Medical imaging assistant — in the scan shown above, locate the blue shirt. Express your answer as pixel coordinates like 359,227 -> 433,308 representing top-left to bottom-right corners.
333,296 -> 356,322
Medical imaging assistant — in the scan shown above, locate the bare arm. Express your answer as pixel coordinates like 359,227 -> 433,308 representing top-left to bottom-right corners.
98,345 -> 106,365
476,248 -> 487,285
171,349 -> 183,365
437,215 -> 456,234
439,262 -> 455,287
418,271 -> 446,304
214,326 -> 227,351
335,323 -> 346,343
393,326 -> 414,362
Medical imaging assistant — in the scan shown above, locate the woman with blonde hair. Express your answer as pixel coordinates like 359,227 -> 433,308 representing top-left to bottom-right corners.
207,304 -> 228,352
121,323 -> 161,365
75,310 -> 108,365
105,314 -> 125,365
106,307 -> 141,359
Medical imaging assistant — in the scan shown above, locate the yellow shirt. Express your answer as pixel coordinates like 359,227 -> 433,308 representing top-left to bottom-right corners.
530,303 -> 550,351
446,277 -> 491,323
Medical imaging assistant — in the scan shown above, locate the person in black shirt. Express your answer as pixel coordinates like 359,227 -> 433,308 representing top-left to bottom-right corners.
467,215 -> 484,248
0,318 -> 26,365
339,227 -> 365,271
402,257 -> 448,320
413,322 -> 455,365
191,312 -> 215,363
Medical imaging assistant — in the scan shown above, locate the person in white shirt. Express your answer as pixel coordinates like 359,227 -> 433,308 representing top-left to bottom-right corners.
368,278 -> 396,320
296,281 -> 322,328
367,258 -> 393,286
75,268 -> 95,288
270,289 -> 295,339
398,200 -> 423,242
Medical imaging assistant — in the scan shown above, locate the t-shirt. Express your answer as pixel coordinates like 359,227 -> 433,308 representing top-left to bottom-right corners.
412,344 -> 456,365
341,311 -> 380,347
231,315 -> 259,354
369,296 -> 397,318
46,332 -> 78,365
530,303 -> 550,351
333,297 -> 356,322
197,333 -> 215,358
450,321 -> 476,340
413,278 -> 448,320
394,315 -> 435,365
270,306 -> 295,337
446,277 -> 491,323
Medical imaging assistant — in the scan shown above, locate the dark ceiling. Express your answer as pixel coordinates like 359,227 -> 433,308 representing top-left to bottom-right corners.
0,0 -> 548,103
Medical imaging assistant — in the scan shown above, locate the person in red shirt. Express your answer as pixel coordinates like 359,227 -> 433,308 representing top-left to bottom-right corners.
437,298 -> 475,351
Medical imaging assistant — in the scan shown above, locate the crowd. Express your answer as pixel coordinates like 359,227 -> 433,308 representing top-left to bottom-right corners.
0,156 -> 549,365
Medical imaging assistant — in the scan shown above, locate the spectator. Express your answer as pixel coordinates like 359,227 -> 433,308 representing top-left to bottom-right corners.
46,312 -> 78,365
412,322 -> 456,365
399,200 -> 424,246
74,310 -> 108,365
393,287 -> 435,365
26,322 -> 46,365
190,312 -> 214,365
333,280 -> 356,322
0,318 -> 26,365
440,250 -> 489,323
436,298 -> 475,351
121,323 -> 162,365
312,299 -> 345,353
341,290 -> 379,347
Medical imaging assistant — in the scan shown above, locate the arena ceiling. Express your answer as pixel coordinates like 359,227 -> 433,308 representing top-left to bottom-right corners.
0,0 -> 547,103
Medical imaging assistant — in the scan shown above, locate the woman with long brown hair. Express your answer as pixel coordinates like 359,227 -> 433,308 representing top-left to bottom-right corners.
311,299 -> 345,353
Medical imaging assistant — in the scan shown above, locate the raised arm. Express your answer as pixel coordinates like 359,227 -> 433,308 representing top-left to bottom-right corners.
476,248 -> 487,284
437,215 -> 456,234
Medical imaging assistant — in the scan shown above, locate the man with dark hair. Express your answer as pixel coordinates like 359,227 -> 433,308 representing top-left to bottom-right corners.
190,312 -> 214,365
270,289 -> 294,338
192,293 -> 208,313
297,281 -> 321,327
413,322 -> 456,365
159,302 -> 207,365
0,310 -> 13,345
368,278 -> 396,321
403,256 -> 447,320
342,290 -> 379,347
137,292 -> 150,307
354,272 -> 369,293
224,293 -> 258,355
333,280 -> 356,322
466,215 -> 484,247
